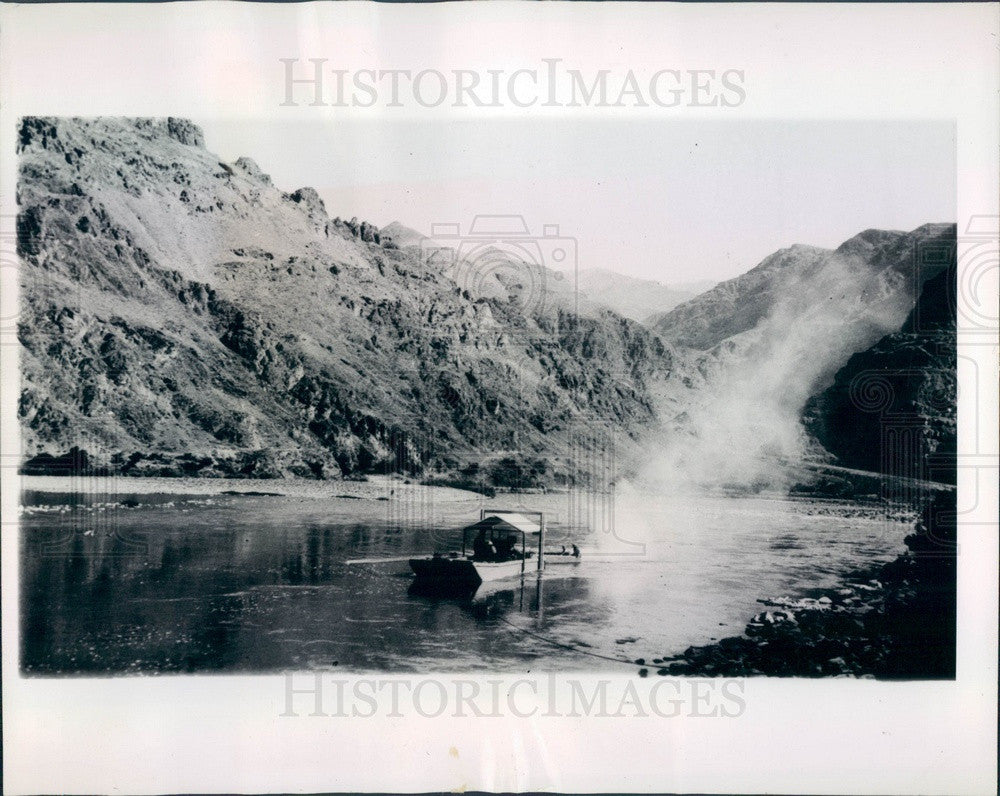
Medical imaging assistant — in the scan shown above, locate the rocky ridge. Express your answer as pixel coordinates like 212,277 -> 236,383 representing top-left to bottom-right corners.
17,117 -> 672,480
643,223 -> 956,490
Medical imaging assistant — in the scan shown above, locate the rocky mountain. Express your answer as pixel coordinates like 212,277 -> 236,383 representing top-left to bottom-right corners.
16,117 -> 672,480
378,228 -> 710,324
573,269 -> 712,324
649,243 -> 832,349
15,116 -> 955,493
379,221 -> 425,250
802,255 -> 957,483
379,217 -> 586,318
640,223 -> 956,490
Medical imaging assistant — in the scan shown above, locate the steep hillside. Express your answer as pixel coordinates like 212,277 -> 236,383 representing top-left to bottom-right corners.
16,117 -> 672,479
648,244 -> 830,349
802,256 -> 957,482
640,224 -> 956,490
379,228 -> 710,324
574,269 -> 711,324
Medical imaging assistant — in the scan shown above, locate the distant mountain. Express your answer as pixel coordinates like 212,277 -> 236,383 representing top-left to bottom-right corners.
379,221 -> 425,250
573,269 -> 714,324
647,244 -> 830,349
640,223 -> 956,490
16,117 -> 672,480
381,231 -> 712,324
648,229 -> 944,353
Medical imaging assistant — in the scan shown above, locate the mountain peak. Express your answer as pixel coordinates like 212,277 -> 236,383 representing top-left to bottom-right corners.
650,224 -> 950,350
17,115 -> 675,480
287,187 -> 327,220
834,228 -> 905,257
164,118 -> 205,148
18,116 -> 206,154
379,221 -> 425,249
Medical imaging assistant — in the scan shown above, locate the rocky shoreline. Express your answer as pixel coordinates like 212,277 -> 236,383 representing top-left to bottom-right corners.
638,492 -> 957,679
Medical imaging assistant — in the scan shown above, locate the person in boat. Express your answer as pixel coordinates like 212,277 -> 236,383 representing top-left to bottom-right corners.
472,531 -> 497,561
493,531 -> 512,561
571,543 -> 580,558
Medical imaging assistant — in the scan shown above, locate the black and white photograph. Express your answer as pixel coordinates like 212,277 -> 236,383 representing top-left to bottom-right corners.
15,116 -> 961,679
1,3 -> 996,795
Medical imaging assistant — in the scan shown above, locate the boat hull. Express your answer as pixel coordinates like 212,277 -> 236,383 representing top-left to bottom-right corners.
410,556 -> 527,586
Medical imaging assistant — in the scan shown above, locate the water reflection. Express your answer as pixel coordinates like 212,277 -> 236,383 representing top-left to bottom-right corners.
20,491 -> 907,675
408,575 -> 530,618
22,503 -> 609,674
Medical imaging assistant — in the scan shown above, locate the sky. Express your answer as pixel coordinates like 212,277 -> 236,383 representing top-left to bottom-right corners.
194,117 -> 955,284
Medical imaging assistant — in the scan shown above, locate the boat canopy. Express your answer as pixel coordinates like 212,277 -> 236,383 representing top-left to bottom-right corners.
465,513 -> 541,536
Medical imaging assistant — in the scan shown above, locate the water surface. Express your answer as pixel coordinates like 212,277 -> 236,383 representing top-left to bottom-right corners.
20,479 -> 907,674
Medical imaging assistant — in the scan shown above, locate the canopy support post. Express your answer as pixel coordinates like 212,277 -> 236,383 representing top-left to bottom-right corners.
537,513 -> 545,573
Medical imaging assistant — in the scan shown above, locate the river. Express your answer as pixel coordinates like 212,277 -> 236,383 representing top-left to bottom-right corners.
19,476 -> 910,674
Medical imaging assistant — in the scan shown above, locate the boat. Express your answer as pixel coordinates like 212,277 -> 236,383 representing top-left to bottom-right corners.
409,510 -> 579,589
542,546 -> 584,565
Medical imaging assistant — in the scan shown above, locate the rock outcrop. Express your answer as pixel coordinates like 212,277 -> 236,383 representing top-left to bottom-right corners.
802,249 -> 956,482
16,116 -> 672,479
